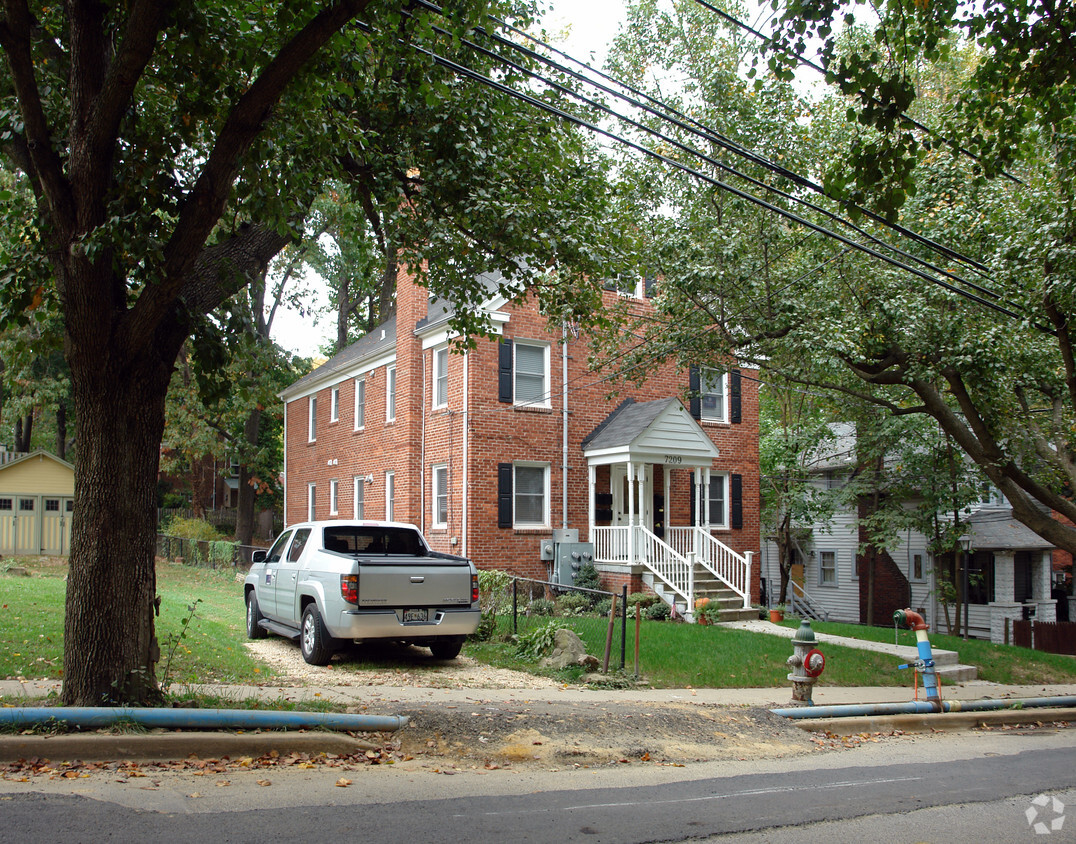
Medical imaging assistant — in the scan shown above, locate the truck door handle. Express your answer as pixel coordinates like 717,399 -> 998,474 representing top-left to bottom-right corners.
410,576 -> 425,583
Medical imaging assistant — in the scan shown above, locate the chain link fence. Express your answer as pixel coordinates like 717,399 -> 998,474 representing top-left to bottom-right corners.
156,534 -> 265,568
478,575 -> 629,671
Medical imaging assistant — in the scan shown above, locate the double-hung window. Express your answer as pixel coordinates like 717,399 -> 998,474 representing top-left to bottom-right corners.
432,464 -> 448,528
354,378 -> 366,430
819,550 -> 837,585
308,396 -> 317,442
386,366 -> 397,422
385,471 -> 395,520
700,370 -> 727,422
433,347 -> 449,409
330,387 -> 340,423
707,472 -> 729,528
353,476 -> 365,519
514,343 -> 548,406
307,483 -> 316,521
513,463 -> 548,528
329,479 -> 339,515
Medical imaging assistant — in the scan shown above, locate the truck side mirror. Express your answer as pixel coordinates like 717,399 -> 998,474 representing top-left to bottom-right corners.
251,550 -> 267,564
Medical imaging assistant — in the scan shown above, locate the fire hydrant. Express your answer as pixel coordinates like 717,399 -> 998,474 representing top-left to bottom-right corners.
786,618 -> 826,706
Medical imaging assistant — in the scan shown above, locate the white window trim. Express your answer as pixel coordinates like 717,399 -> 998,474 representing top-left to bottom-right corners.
700,369 -> 728,423
330,387 -> 340,423
818,549 -> 838,587
307,483 -> 316,521
385,471 -> 395,521
432,346 -> 449,410
354,378 -> 366,431
329,479 -> 339,515
386,366 -> 397,422
513,341 -> 551,409
706,470 -> 730,529
353,476 -> 365,519
513,462 -> 550,529
308,396 -> 317,442
432,463 -> 448,528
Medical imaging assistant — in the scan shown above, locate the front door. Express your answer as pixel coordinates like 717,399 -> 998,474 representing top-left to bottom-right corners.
40,497 -> 73,555
611,464 -> 653,530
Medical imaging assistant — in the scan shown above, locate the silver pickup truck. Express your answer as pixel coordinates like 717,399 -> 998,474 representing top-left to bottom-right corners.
243,520 -> 480,664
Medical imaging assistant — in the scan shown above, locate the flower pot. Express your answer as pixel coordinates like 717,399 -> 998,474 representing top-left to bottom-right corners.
769,609 -> 784,623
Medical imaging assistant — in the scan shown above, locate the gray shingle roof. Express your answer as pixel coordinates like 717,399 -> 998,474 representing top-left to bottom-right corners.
967,507 -> 1055,551
282,314 -> 397,398
582,398 -> 679,451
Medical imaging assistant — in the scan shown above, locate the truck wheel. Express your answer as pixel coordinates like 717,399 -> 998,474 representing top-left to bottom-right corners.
246,592 -> 266,640
300,604 -> 334,665
430,638 -> 463,660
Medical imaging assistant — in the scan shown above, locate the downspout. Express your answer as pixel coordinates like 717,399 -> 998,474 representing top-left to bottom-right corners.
0,707 -> 409,733
462,349 -> 469,557
420,349 -> 426,533
562,327 -> 569,530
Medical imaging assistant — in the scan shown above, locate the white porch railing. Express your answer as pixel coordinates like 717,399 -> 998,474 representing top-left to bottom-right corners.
594,525 -> 752,610
788,580 -> 828,621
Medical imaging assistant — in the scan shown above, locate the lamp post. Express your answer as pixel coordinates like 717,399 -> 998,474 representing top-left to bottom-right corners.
959,534 -> 973,641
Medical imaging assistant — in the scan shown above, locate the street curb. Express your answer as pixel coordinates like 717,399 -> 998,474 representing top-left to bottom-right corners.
788,706 -> 1076,735
0,731 -> 379,763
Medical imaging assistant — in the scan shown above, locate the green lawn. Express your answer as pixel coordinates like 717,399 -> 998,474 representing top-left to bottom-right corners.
0,556 -> 273,686
778,619 -> 1076,686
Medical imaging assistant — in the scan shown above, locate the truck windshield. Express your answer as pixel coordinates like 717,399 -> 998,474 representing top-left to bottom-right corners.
322,526 -> 427,556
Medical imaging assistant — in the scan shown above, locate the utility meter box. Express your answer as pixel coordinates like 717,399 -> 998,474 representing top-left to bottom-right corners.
554,541 -> 595,587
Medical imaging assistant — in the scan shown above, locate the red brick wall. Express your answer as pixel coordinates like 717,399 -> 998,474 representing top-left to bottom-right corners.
284,274 -> 761,598
856,499 -> 912,625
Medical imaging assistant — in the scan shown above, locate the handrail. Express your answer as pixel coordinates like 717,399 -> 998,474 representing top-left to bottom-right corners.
788,579 -> 828,620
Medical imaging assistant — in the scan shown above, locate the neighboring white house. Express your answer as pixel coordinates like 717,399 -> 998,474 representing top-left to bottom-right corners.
761,423 -> 1068,642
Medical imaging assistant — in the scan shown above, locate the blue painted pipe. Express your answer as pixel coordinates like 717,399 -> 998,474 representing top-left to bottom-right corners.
0,707 -> 409,732
772,696 -> 1076,719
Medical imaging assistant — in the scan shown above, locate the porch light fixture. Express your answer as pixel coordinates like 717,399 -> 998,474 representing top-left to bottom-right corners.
959,534 -> 972,553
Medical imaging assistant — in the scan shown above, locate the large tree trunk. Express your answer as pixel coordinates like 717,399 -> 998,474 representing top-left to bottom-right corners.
62,343 -> 178,706
234,407 -> 262,554
56,402 -> 67,461
15,413 -> 33,452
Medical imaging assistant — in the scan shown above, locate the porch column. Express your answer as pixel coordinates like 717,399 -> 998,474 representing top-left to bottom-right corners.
627,462 -> 636,564
1033,550 -> 1057,622
989,550 -> 1021,645
702,467 -> 711,531
587,463 -> 595,543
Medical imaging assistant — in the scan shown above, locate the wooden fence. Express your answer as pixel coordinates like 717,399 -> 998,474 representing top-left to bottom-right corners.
1013,620 -> 1076,656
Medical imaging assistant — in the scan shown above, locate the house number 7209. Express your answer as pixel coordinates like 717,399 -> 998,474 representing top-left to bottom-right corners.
664,455 -> 682,464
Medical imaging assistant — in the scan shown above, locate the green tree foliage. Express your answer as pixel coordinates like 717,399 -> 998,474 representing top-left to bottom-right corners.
0,0 -> 621,706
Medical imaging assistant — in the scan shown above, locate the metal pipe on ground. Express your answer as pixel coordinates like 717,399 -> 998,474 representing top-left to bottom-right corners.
772,696 -> 1076,720
0,707 -> 409,732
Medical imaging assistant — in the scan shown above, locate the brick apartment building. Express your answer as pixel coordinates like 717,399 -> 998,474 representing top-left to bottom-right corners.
280,269 -> 761,613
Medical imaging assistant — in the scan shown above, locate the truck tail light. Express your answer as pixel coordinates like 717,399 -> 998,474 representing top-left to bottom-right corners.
471,573 -> 479,604
340,574 -> 359,605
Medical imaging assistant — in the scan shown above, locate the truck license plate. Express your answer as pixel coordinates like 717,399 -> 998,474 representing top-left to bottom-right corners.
403,608 -> 428,623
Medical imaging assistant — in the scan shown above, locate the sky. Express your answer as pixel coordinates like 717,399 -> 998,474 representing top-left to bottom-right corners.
271,0 -> 628,359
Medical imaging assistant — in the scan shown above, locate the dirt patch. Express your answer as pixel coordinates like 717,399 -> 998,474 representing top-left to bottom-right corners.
244,638 -> 835,769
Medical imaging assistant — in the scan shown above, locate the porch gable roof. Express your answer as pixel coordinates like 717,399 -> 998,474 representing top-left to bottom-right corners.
582,398 -> 720,466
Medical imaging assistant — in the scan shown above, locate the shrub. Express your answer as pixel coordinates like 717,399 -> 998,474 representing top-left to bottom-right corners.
628,591 -> 659,609
594,598 -> 613,617
645,601 -> 671,621
557,592 -> 592,615
473,569 -> 515,642
165,517 -> 224,542
573,561 -> 603,593
697,600 -> 724,624
527,598 -> 556,616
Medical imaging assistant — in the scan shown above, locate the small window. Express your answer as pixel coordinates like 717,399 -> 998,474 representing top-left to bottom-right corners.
308,396 -> 317,442
19,498 -> 34,512
45,499 -> 60,512
514,343 -> 549,406
353,476 -> 365,519
386,366 -> 397,422
700,370 -> 727,422
66,500 -> 74,512
307,483 -> 316,521
329,479 -> 339,515
513,463 -> 549,528
330,387 -> 340,423
433,347 -> 449,409
385,471 -> 395,521
912,553 -> 924,581
432,464 -> 448,528
354,379 -> 366,430
819,550 -> 837,585
287,528 -> 312,562
0,498 -> 12,511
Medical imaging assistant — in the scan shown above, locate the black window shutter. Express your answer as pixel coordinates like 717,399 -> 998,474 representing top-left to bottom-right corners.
497,463 -> 513,528
731,473 -> 743,529
689,471 -> 696,525
688,365 -> 701,419
730,369 -> 742,424
498,340 -> 513,403
644,275 -> 656,298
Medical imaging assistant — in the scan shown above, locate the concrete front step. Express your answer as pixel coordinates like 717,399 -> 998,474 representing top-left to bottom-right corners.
936,663 -> 979,682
